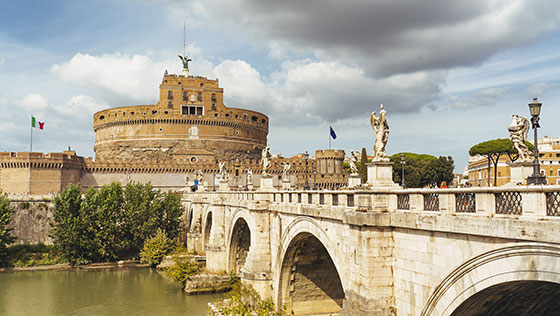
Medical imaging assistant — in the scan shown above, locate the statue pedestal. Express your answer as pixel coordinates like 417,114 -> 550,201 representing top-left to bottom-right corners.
259,175 -> 275,191
506,162 -> 534,186
218,179 -> 229,191
348,174 -> 362,188
197,183 -> 205,192
367,161 -> 399,188
282,179 -> 291,190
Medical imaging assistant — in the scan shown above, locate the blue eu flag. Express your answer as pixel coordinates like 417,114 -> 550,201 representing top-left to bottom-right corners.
330,126 -> 337,139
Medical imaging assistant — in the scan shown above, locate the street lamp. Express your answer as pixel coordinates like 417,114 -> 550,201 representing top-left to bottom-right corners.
400,153 -> 406,188
527,97 -> 547,185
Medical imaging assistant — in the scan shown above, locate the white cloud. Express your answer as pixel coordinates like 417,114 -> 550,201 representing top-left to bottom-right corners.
63,95 -> 107,116
18,93 -> 49,111
447,87 -> 511,109
50,53 -> 168,104
526,83 -> 555,97
214,60 -> 270,110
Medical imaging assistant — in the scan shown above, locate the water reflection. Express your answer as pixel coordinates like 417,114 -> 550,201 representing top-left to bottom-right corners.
0,268 -> 222,316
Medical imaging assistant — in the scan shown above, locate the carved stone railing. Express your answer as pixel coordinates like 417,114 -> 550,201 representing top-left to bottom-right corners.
183,186 -> 560,218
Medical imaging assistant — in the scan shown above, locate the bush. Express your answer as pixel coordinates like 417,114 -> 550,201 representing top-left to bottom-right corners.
2,244 -> 63,267
163,253 -> 199,289
216,280 -> 286,316
140,229 -> 172,266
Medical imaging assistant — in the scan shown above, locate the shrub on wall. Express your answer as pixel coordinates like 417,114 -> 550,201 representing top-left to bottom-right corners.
0,192 -> 15,266
50,182 -> 183,264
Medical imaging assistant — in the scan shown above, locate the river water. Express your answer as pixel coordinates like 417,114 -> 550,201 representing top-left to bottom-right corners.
0,268 -> 223,316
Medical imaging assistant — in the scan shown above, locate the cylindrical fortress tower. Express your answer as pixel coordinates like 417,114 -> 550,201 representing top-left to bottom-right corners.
93,73 -> 268,162
315,150 -> 345,174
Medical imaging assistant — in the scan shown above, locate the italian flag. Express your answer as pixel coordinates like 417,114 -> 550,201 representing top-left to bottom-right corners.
32,116 -> 44,130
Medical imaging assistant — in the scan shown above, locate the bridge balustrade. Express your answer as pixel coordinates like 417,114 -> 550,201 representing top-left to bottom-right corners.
189,186 -> 560,219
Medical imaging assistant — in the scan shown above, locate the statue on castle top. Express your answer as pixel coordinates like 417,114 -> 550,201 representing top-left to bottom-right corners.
370,104 -> 390,162
261,145 -> 271,175
246,168 -> 253,185
218,161 -> 229,181
508,114 -> 532,162
178,55 -> 192,71
282,163 -> 291,181
195,170 -> 203,183
349,150 -> 360,175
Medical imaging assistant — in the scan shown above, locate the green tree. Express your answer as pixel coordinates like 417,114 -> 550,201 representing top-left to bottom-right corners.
51,182 -> 184,264
0,192 -> 15,266
359,147 -> 368,182
391,153 -> 454,188
469,138 -> 534,186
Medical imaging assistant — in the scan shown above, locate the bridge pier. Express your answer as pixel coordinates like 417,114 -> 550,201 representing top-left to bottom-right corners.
205,203 -> 228,272
239,210 -> 274,298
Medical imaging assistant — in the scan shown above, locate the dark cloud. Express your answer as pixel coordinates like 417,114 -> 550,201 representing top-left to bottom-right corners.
204,0 -> 560,77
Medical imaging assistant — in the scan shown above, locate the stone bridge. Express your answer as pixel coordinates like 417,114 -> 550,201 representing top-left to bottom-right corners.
183,186 -> 560,315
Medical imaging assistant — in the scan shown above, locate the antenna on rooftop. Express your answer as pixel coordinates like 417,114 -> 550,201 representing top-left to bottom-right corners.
178,22 -> 192,76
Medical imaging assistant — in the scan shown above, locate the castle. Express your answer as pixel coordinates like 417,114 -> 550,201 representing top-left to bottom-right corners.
1,63 -> 347,194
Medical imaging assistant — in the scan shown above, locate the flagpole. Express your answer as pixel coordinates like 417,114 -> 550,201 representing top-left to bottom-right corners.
329,129 -> 331,149
30,114 -> 33,153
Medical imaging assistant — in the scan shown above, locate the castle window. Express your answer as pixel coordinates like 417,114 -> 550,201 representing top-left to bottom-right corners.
164,111 -> 168,114
168,91 -> 173,99
225,114 -> 230,118
211,103 -> 216,111
251,116 -> 258,122
152,110 -> 157,115
159,128 -> 163,132
168,101 -> 173,108
182,105 -> 204,116
183,91 -> 188,101
261,119 -> 266,124
123,112 -> 126,116
131,112 -> 134,115
200,83 -> 203,87
178,82 -> 181,85
99,115 -> 105,120
235,115 -> 238,118
197,92 -> 202,101
244,114 -> 248,120
211,93 -> 216,102
214,113 -> 218,117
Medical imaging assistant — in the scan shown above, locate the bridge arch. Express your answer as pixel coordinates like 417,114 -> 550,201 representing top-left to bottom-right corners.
422,243 -> 560,316
275,217 -> 345,315
203,209 -> 213,250
227,209 -> 254,275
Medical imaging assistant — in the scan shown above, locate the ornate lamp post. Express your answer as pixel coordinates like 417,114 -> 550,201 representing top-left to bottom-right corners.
527,97 -> 547,185
400,153 -> 406,188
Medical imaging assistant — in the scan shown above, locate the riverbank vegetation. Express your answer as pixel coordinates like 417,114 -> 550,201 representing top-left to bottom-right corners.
0,192 -> 15,266
211,280 -> 286,316
51,182 -> 183,264
2,243 -> 64,267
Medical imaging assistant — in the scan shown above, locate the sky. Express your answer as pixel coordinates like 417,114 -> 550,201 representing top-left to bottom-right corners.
1,0 -> 560,173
